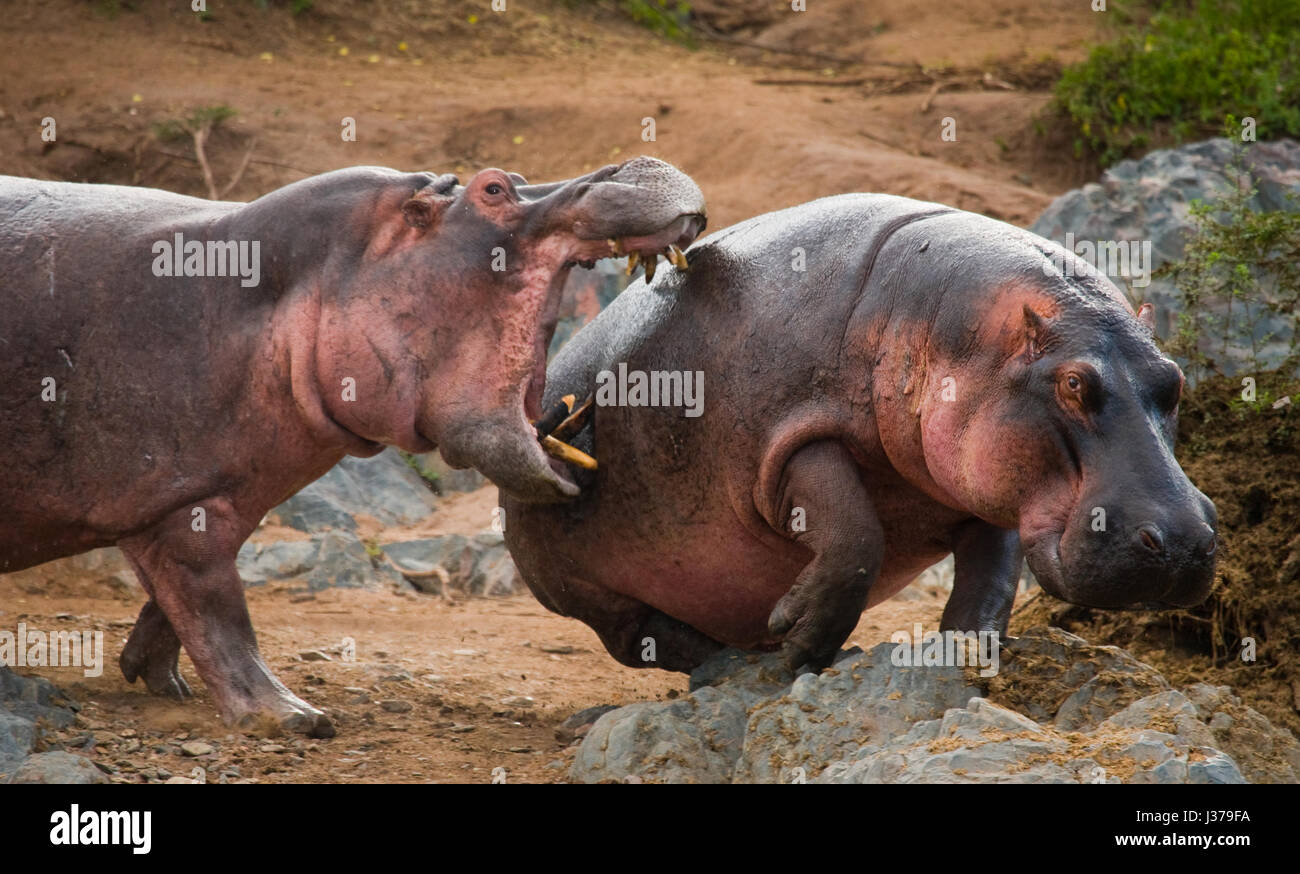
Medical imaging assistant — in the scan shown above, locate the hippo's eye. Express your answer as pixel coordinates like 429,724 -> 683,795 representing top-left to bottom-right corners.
485,183 -> 505,196
1066,374 -> 1082,392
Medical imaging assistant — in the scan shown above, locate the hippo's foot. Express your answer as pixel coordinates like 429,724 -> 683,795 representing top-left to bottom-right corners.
230,691 -> 336,739
768,576 -> 872,673
120,599 -> 192,700
119,500 -> 335,739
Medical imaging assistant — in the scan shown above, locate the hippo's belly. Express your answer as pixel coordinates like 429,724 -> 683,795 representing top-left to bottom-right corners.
574,509 -> 959,649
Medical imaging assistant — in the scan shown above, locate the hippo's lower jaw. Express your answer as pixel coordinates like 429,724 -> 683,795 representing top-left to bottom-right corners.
1024,535 -> 1215,611
439,413 -> 580,503
567,213 -> 706,273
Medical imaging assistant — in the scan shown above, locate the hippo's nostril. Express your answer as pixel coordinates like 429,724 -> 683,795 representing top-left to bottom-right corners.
1136,524 -> 1164,555
1201,529 -> 1218,557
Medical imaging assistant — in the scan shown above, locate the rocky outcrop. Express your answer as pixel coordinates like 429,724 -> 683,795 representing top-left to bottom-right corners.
570,627 -> 1300,784
1030,138 -> 1300,378
0,665 -> 103,784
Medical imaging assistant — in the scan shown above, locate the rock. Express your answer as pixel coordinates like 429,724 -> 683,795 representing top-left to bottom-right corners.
266,448 -> 437,533
299,650 -> 332,662
382,532 -> 524,597
1177,682 -> 1300,783
569,628 -> 1295,784
237,530 -> 403,591
6,751 -> 109,784
985,626 -> 1170,729
0,665 -> 80,777
1030,138 -> 1300,379
571,648 -> 792,784
379,699 -> 413,713
180,741 -> 215,757
555,705 -> 619,745
735,645 -> 984,784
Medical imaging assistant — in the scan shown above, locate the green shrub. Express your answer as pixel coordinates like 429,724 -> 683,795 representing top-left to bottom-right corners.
1161,134 -> 1300,383
565,0 -> 695,46
1055,0 -> 1300,166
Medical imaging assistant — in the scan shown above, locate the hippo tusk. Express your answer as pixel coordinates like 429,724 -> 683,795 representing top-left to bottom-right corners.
626,251 -> 641,275
608,238 -> 624,256
540,434 -> 598,470
533,394 -> 576,438
669,245 -> 689,270
551,395 -> 594,441
644,253 -> 657,282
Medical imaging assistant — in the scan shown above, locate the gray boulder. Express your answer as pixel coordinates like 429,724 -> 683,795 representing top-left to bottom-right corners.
381,530 -> 523,597
266,448 -> 437,533
6,750 -> 108,784
237,530 -> 402,591
1030,137 -> 1300,377
569,628 -> 1295,784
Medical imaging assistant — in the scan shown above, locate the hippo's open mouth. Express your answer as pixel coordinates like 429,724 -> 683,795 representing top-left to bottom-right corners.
567,213 -> 706,279
523,212 -> 706,467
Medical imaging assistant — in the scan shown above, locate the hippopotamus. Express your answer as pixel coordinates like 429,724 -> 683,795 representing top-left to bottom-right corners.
0,158 -> 705,734
503,193 -> 1219,674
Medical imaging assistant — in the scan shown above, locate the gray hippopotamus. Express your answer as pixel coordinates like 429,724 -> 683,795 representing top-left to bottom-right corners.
504,194 -> 1219,674
0,158 -> 705,734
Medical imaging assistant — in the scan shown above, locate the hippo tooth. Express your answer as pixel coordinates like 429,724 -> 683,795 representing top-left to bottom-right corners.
670,245 -> 689,270
551,395 -> 595,442
644,254 -> 657,282
608,238 -> 623,255
626,251 -> 641,275
540,434 -> 598,470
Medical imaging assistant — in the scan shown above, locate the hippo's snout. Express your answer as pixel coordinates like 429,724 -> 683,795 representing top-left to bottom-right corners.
1034,489 -> 1219,611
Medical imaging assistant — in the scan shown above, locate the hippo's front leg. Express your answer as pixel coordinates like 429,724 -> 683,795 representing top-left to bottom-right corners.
119,499 -> 334,738
939,520 -> 1022,637
764,440 -> 885,672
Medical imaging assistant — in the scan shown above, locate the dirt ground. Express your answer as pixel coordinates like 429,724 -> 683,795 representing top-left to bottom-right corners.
5,1 -> 1287,783
0,0 -> 1107,227
0,505 -> 951,784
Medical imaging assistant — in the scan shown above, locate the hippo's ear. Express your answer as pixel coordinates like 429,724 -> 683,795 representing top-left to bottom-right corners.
1136,302 -> 1157,335
1022,304 -> 1058,362
401,174 -> 458,230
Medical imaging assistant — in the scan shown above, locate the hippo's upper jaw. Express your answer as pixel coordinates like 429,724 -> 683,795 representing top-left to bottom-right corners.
309,156 -> 705,505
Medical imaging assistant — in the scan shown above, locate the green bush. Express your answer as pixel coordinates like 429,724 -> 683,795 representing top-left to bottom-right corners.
1161,134 -> 1300,383
565,0 -> 694,45
1055,0 -> 1300,166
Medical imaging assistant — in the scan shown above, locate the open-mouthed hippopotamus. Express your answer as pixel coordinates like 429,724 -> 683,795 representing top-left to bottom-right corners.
503,193 -> 1219,674
0,158 -> 705,734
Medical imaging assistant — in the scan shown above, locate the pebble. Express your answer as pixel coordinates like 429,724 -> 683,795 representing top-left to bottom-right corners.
180,741 -> 215,757
380,699 -> 413,713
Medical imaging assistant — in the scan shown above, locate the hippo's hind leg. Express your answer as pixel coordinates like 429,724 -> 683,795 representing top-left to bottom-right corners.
939,519 -> 1022,637
119,498 -> 334,738
764,440 -> 885,673
120,594 -> 191,701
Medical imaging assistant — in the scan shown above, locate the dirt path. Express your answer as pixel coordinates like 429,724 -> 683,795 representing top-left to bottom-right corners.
1,0 -> 1106,228
0,517 -> 953,783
